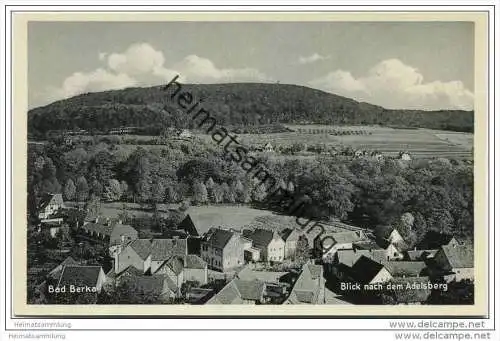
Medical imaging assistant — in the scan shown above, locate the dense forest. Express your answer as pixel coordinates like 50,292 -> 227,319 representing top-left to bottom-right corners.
28,83 -> 474,138
28,136 -> 474,246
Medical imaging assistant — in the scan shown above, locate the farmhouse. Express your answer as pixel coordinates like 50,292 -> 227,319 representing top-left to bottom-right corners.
176,214 -> 200,236
55,265 -> 106,293
150,238 -> 188,273
433,244 -> 474,282
318,231 -> 369,262
279,228 -> 303,259
79,218 -> 139,257
349,256 -> 393,285
206,278 -> 266,304
201,227 -> 245,272
37,193 -> 65,219
284,262 -> 325,304
154,254 -> 208,286
115,239 -> 152,274
242,228 -> 285,263
120,274 -> 179,302
375,226 -> 405,247
382,261 -> 428,278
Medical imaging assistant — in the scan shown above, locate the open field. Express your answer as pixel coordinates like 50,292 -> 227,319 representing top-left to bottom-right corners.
185,205 -> 278,234
197,125 -> 473,160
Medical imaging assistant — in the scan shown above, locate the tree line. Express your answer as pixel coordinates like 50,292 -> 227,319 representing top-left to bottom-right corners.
28,137 -> 474,244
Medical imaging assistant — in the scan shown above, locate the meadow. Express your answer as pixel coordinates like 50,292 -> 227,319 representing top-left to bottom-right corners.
195,125 -> 473,160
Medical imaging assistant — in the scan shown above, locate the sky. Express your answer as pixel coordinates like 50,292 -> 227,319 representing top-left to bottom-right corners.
28,21 -> 474,110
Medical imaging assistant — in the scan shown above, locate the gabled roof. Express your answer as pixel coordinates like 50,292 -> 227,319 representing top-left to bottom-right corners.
441,244 -> 473,269
382,261 -> 427,278
286,262 -> 323,304
350,256 -> 386,284
129,239 -> 152,261
166,256 -> 184,275
125,275 -> 168,295
206,280 -> 243,304
150,238 -> 188,261
375,225 -> 399,241
177,214 -> 199,237
117,265 -> 144,278
109,224 -> 138,246
233,279 -> 266,301
279,228 -> 302,242
307,264 -> 323,280
38,193 -> 64,210
323,231 -> 367,245
47,256 -> 79,280
336,249 -> 371,267
154,255 -> 207,275
57,265 -> 102,288
206,279 -> 265,304
202,228 -> 236,249
242,228 -> 280,248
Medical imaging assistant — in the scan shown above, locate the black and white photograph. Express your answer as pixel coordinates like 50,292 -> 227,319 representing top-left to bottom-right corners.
23,17 -> 480,310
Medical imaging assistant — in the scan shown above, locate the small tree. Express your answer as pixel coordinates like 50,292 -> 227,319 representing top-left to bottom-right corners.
192,181 -> 208,204
63,179 -> 76,201
75,176 -> 89,203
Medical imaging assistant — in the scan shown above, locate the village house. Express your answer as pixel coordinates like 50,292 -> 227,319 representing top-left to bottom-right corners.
348,256 -> 393,286
176,214 -> 200,237
279,228 -> 303,259
375,226 -> 406,247
242,228 -> 285,263
432,243 -> 474,282
154,254 -> 208,288
150,238 -> 188,273
115,239 -> 152,274
79,218 -> 139,257
55,265 -> 106,293
284,262 -> 325,304
241,235 -> 261,262
318,231 -> 369,262
121,274 -> 179,302
382,261 -> 428,278
201,227 -> 245,272
206,278 -> 266,304
37,193 -> 65,219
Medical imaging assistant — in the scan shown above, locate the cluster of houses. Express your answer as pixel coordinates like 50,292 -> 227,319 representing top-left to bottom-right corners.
31,194 -> 473,305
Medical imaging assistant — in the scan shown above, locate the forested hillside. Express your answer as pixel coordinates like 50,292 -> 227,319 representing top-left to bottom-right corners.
28,83 -> 474,137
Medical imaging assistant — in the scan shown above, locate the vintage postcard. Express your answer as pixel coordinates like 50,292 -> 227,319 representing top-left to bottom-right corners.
10,10 -> 489,317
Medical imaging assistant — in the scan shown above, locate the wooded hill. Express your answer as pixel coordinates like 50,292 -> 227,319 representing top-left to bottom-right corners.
28,83 -> 474,137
